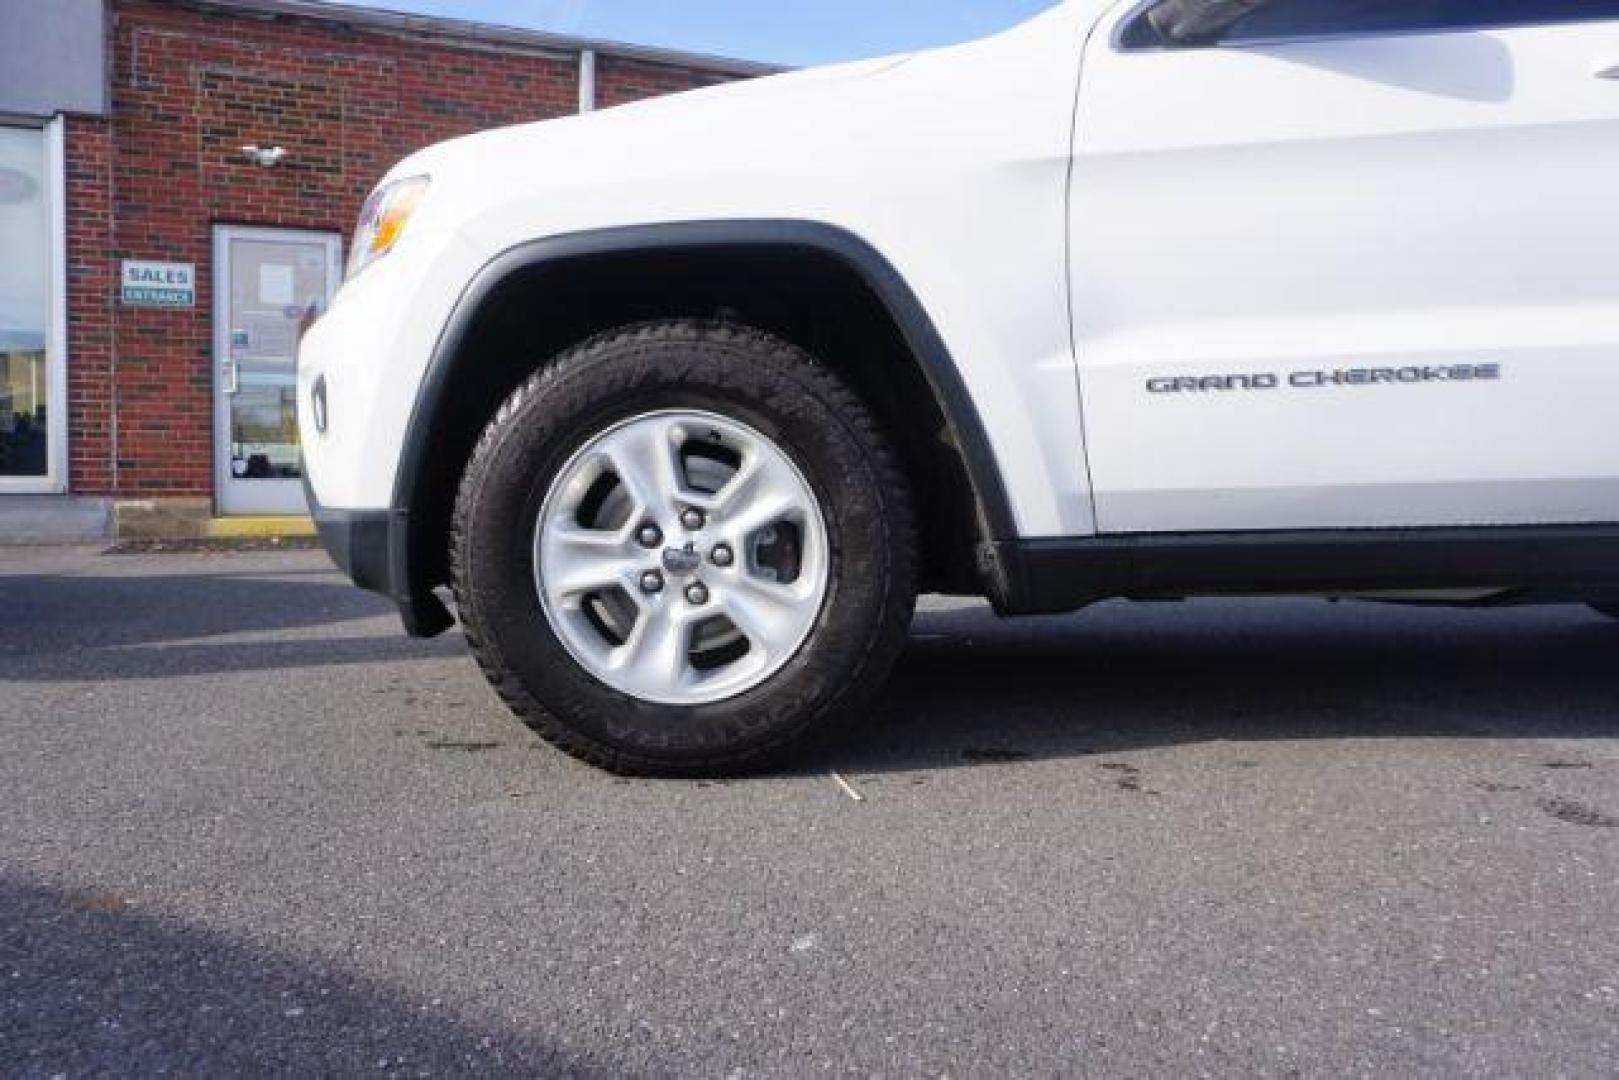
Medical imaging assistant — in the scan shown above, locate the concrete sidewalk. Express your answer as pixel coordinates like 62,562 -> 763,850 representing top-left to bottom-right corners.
0,497 -> 315,546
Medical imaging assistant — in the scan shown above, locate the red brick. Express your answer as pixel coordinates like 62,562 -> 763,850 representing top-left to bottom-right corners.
68,0 -> 751,500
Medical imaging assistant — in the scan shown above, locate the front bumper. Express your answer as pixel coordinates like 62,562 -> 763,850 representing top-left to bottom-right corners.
296,246 -> 466,641
306,479 -> 456,638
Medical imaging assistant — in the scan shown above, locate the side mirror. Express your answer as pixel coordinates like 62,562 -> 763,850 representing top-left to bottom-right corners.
1144,0 -> 1271,47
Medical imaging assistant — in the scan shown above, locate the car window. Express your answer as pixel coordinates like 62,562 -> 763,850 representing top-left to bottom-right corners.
1122,0 -> 1619,49
1229,0 -> 1619,41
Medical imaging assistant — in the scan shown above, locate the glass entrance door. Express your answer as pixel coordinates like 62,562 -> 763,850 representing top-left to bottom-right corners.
214,227 -> 340,516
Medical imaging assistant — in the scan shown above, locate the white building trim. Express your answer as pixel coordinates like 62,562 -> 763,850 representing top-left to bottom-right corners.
0,115 -> 68,495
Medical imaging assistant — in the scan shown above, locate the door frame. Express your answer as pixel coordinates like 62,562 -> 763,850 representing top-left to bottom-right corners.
0,116 -> 68,495
211,224 -> 341,516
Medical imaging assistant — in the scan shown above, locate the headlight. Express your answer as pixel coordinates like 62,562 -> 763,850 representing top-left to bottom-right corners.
346,175 -> 430,281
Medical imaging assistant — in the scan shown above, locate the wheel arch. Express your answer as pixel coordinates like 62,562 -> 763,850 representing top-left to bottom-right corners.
391,220 -> 1016,635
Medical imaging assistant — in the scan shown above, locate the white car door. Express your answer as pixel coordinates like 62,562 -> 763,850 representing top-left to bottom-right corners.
1070,0 -> 1619,533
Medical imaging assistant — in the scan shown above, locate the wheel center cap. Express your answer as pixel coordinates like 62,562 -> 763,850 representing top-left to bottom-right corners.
661,543 -> 702,575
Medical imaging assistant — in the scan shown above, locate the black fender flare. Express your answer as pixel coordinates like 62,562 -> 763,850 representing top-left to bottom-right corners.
388,219 -> 1017,636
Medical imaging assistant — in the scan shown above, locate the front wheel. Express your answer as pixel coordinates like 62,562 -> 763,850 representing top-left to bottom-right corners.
451,321 -> 917,776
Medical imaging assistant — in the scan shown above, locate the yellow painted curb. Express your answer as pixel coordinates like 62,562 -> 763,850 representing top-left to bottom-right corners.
204,515 -> 317,540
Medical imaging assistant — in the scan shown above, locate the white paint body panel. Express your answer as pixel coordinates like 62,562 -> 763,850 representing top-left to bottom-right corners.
299,2 -> 1102,534
301,0 -> 1619,549
1072,7 -> 1619,531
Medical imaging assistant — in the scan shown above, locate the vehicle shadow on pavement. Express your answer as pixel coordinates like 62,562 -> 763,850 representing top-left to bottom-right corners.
0,875 -> 606,1076
0,572 -> 463,682
834,600 -> 1619,773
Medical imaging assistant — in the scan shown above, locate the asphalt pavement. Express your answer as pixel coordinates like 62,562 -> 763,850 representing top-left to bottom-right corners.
1,545 -> 1616,1076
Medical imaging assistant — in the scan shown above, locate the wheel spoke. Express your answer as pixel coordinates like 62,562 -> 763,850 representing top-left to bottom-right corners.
551,523 -> 630,551
546,557 -> 637,602
717,456 -> 811,542
541,524 -> 638,602
721,575 -> 810,659
711,451 -> 803,516
617,605 -> 691,692
726,495 -> 805,541
605,418 -> 686,519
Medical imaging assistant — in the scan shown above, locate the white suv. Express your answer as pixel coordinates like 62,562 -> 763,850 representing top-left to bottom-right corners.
299,0 -> 1619,774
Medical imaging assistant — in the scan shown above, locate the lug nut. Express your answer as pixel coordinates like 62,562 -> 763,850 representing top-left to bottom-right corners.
680,508 -> 706,531
710,543 -> 734,568
636,523 -> 663,549
685,582 -> 710,606
639,570 -> 665,595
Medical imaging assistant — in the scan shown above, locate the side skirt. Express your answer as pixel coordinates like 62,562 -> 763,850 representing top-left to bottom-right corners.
982,524 -> 1619,616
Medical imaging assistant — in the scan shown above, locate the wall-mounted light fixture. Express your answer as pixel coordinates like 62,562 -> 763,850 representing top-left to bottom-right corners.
241,144 -> 287,167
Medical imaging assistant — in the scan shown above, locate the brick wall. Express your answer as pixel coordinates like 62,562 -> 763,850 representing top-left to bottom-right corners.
597,55 -> 735,109
65,115 -> 116,495
68,0 -> 752,501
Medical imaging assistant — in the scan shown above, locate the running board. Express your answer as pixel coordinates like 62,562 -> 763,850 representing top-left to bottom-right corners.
981,524 -> 1619,616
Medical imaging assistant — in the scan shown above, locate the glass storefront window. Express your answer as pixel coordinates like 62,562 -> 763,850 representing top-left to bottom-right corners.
0,126 -> 51,481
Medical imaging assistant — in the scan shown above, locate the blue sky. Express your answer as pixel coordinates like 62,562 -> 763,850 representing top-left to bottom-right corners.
333,0 -> 1064,66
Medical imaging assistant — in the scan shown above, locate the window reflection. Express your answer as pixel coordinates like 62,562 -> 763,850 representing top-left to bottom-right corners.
0,127 -> 49,480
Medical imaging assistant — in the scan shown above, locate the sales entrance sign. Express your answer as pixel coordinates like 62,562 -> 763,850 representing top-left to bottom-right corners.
122,261 -> 196,307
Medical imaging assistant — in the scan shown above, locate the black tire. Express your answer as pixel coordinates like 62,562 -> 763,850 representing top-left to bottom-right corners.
451,320 -> 917,776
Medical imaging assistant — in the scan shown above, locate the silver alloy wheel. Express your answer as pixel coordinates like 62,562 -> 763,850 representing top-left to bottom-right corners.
534,410 -> 831,706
